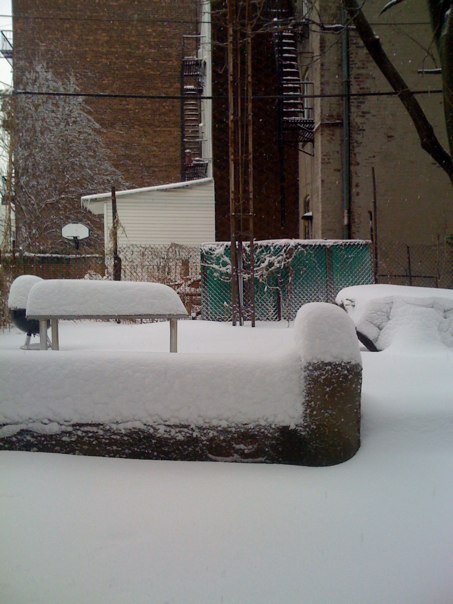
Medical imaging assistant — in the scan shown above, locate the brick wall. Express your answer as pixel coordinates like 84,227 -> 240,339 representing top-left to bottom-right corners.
12,0 -> 198,251
299,0 -> 452,253
211,3 -> 300,242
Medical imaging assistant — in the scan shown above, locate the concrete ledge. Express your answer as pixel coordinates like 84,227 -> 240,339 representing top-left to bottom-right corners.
0,304 -> 363,466
300,361 -> 362,465
0,360 -> 362,466
0,423 -> 296,464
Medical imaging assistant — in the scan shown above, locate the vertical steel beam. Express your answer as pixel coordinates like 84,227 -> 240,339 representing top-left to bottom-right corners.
246,0 -> 255,326
341,7 -> 352,239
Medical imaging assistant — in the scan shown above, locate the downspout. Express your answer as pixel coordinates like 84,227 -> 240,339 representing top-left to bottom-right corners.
180,38 -> 185,182
200,0 -> 213,178
341,6 -> 352,239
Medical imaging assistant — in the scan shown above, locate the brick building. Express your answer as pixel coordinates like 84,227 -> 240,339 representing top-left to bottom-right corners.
9,0 -> 307,251
296,0 -> 452,285
211,0 -> 302,241
10,0 -> 199,252
6,0 -> 452,285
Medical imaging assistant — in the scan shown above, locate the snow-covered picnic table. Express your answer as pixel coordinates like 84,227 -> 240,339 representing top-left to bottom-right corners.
26,279 -> 188,352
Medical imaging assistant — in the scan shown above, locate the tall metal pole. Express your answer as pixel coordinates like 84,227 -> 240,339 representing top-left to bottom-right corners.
246,0 -> 255,326
227,0 -> 240,325
236,0 -> 244,326
341,6 -> 352,239
276,26 -> 286,228
371,167 -> 379,281
227,0 -> 255,326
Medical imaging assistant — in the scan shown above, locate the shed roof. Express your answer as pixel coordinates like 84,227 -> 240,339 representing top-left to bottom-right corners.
81,178 -> 213,204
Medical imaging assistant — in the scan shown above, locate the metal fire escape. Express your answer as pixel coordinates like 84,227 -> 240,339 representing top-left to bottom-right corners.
181,35 -> 209,181
269,6 -> 314,147
0,30 -> 13,65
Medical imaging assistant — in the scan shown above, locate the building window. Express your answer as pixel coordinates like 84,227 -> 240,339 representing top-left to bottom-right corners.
302,195 -> 312,239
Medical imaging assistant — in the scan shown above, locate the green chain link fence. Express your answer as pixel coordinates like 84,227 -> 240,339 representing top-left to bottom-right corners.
201,240 -> 374,321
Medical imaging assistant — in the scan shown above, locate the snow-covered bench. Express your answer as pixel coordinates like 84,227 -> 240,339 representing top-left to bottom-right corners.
26,279 -> 188,352
1,303 -> 362,466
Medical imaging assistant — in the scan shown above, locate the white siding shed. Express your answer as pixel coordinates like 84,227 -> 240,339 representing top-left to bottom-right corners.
81,178 -> 215,250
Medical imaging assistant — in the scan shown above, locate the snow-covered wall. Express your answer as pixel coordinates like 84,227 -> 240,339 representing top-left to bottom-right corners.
294,302 -> 362,365
0,350 -> 302,431
0,303 -> 363,465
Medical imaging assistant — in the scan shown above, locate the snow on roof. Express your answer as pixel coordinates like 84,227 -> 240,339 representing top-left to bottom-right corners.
26,280 -> 188,318
201,239 -> 371,249
81,178 -> 213,204
8,275 -> 43,310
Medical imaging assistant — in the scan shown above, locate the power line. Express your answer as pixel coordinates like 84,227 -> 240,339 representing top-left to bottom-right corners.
0,12 -> 431,27
0,13 -> 211,26
8,89 -> 444,101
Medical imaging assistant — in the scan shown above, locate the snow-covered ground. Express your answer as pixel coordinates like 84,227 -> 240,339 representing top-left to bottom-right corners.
1,314 -> 453,603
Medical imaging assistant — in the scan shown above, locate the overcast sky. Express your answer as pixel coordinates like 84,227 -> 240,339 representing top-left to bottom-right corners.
0,0 -> 12,88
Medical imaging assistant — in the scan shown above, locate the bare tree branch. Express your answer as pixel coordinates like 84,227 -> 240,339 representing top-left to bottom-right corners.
342,0 -> 453,183
13,62 -> 131,251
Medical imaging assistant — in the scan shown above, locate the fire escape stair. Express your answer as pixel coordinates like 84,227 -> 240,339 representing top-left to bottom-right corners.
182,51 -> 208,181
271,18 -> 314,145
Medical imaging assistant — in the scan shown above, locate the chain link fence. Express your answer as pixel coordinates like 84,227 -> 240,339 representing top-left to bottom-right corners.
0,253 -> 105,327
110,244 -> 202,317
376,240 -> 453,289
1,239 -> 451,328
201,240 -> 374,322
0,244 -> 202,327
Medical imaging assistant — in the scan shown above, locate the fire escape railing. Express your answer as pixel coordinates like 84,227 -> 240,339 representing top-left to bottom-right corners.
181,38 -> 209,181
270,8 -> 314,146
0,30 -> 13,65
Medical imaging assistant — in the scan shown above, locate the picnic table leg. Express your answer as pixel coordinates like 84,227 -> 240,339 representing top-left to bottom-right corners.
39,320 -> 48,350
51,319 -> 59,350
170,318 -> 178,353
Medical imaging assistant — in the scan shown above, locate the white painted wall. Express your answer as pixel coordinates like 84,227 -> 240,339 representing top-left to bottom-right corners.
82,178 -> 215,251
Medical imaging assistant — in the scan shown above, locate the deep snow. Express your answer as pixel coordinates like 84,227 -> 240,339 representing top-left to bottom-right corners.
1,315 -> 452,603
336,284 -> 453,350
